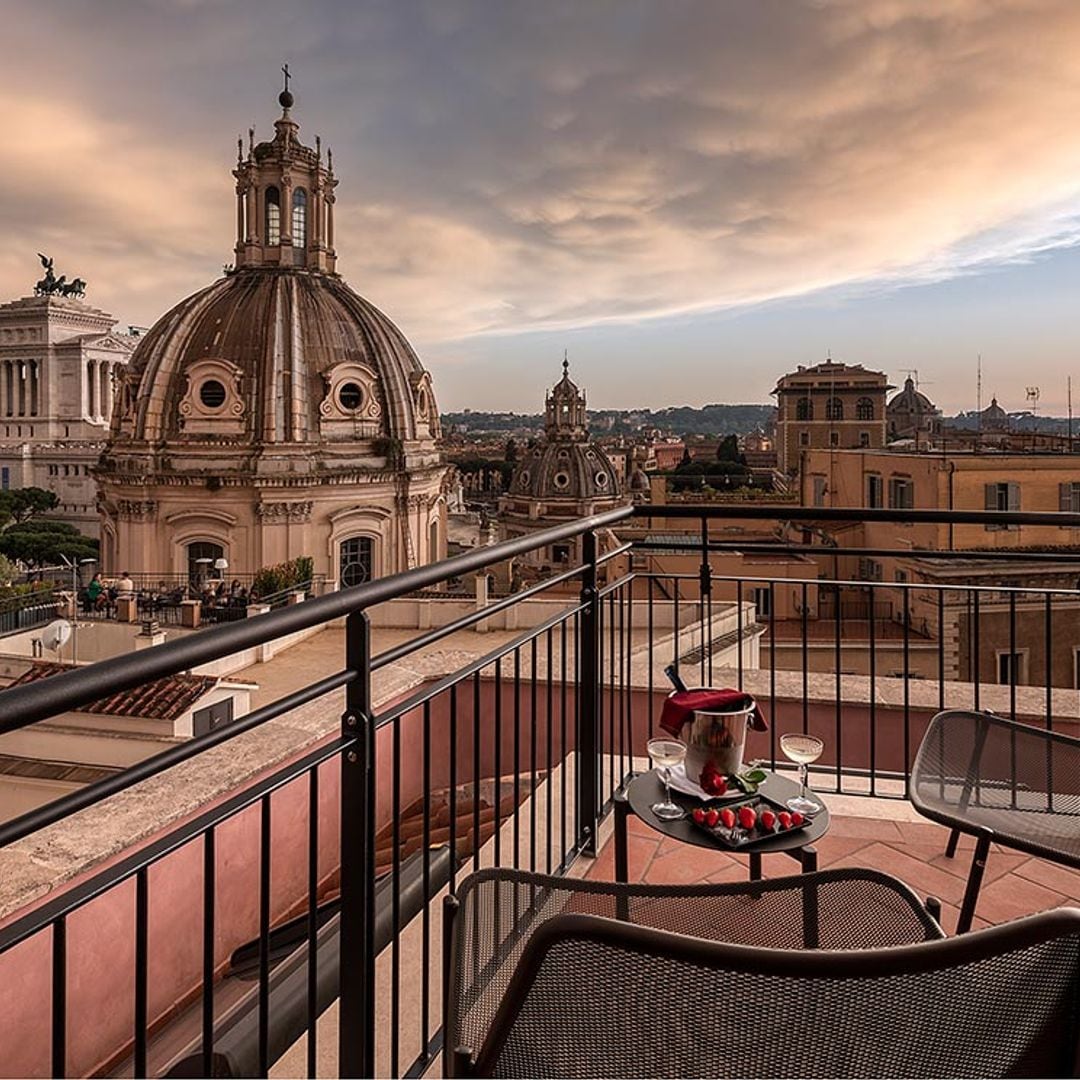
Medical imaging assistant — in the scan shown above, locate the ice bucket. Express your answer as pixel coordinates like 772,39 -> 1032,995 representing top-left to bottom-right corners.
683,701 -> 756,783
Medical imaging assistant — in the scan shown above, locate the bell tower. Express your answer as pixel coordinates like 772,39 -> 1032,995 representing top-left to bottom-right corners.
232,69 -> 338,273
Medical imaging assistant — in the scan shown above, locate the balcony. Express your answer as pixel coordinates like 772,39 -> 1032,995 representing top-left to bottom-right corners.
1,505 -> 1079,1077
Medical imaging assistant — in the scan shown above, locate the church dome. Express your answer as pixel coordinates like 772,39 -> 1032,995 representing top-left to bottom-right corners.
115,267 -> 438,447
506,358 -> 623,503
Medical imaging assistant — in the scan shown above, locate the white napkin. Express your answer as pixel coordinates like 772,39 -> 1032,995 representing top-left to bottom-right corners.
663,763 -> 742,802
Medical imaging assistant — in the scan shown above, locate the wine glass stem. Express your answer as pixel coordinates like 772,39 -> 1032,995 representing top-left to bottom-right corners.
664,766 -> 674,805
799,762 -> 807,800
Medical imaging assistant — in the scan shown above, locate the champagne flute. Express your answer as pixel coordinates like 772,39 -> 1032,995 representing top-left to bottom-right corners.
647,738 -> 687,821
779,733 -> 824,815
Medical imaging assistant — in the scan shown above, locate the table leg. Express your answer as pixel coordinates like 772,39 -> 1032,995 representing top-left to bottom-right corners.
800,844 -> 818,873
748,851 -> 762,881
614,790 -> 630,886
799,844 -> 820,947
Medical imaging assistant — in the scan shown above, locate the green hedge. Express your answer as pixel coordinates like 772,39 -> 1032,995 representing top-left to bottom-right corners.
252,555 -> 315,598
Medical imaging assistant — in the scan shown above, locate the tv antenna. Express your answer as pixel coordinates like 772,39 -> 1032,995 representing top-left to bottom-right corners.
1026,386 -> 1040,417
901,369 -> 934,391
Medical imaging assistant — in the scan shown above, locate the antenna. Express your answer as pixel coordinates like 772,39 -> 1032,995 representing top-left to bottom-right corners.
976,354 -> 983,440
1069,375 -> 1073,452
1026,386 -> 1040,417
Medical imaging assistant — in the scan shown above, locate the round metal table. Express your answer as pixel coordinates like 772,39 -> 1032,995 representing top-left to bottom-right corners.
614,769 -> 830,883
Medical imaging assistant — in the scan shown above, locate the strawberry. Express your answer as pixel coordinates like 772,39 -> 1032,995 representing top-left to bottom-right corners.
790,811 -> 805,827
704,808 -> 720,827
777,811 -> 792,830
738,805 -> 757,830
720,807 -> 736,829
760,809 -> 776,831
692,807 -> 706,825
704,774 -> 728,797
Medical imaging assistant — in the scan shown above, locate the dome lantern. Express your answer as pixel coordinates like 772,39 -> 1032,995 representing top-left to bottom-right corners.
232,72 -> 337,273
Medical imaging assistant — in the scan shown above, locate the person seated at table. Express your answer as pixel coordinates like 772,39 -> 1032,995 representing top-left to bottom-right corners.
86,573 -> 108,611
116,571 -> 135,599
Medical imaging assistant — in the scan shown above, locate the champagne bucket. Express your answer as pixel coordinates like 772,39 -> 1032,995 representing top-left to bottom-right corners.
683,703 -> 755,782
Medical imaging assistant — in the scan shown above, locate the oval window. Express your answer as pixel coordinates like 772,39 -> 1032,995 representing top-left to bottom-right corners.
595,471 -> 609,488
518,470 -> 531,488
338,382 -> 364,411
200,379 -> 227,409
553,471 -> 570,490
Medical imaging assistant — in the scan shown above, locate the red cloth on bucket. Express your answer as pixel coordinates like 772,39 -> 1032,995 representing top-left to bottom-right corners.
659,688 -> 768,737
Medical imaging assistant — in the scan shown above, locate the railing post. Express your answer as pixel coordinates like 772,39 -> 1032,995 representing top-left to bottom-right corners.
577,530 -> 600,855
339,610 -> 375,1078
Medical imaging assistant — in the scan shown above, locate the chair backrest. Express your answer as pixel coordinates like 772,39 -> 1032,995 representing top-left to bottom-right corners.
446,867 -> 943,1073
465,908 -> 1080,1079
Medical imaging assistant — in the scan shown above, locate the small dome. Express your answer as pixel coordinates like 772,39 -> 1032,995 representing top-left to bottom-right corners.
112,267 -> 438,450
512,440 -> 621,501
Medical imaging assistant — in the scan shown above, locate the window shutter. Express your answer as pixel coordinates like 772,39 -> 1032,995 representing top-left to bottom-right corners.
984,483 -> 996,510
1007,482 -> 1020,512
1061,482 -> 1072,513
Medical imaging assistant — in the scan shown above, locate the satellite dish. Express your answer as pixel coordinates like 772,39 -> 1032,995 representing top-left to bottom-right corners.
41,619 -> 72,654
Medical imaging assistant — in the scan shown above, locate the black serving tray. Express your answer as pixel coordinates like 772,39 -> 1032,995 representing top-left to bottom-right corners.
690,792 -> 813,850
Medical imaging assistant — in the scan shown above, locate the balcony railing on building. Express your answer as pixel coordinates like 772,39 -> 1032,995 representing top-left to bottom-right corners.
0,504 -> 1078,1077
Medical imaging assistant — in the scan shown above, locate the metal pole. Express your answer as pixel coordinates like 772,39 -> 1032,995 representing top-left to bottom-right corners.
577,530 -> 600,855
339,610 -> 375,1077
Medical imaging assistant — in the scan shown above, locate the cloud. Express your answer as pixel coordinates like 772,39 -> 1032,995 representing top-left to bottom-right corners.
2,0 -> 1080,358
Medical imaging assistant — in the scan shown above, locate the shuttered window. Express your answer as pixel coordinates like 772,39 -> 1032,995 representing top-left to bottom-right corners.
888,476 -> 914,509
866,474 -> 883,508
1059,482 -> 1080,516
985,482 -> 1020,530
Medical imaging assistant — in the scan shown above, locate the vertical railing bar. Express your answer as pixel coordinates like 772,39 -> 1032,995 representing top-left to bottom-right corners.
305,770 -> 317,1079
647,579 -> 654,734
937,587 -> 945,713
618,588 -> 626,787
868,585 -> 877,797
973,589 -> 981,712
390,717 -> 401,1079
339,608 -> 374,1079
545,625 -> 554,876
134,867 -> 149,1080
529,635 -> 538,874
258,794 -> 271,1078
560,615 -> 568,869
700,517 -> 709,687
801,581 -> 809,735
902,587 -> 911,786
672,576 -> 680,677
737,579 -> 744,691
421,700 -> 431,1063
768,580 -> 776,771
513,646 -> 521,868
578,531 -> 600,855
626,587 -> 634,784
1008,591 -> 1018,723
203,826 -> 216,1078
52,916 -> 66,1080
608,590 -> 616,802
449,684 -> 458,894
494,657 -> 503,866
834,570 -> 842,792
1045,593 -> 1054,732
472,670 -> 482,873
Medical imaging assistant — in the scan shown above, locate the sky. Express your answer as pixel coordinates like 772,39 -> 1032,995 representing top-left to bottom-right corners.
3,0 -> 1080,414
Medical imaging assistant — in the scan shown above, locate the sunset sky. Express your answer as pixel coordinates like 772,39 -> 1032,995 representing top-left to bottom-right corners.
4,0 -> 1080,413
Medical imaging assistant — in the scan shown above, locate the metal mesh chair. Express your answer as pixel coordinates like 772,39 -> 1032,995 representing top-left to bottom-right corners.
910,709 -> 1080,933
444,866 -> 944,1077
458,907 -> 1080,1078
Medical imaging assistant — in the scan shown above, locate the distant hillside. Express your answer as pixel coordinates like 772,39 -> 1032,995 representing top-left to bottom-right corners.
442,403 -> 775,438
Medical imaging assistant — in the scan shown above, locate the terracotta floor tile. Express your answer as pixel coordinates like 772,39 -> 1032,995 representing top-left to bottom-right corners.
1013,859 -> 1080,902
894,842 -> 1029,885
706,863 -> 754,884
644,846 -> 743,885
825,816 -> 904,841
587,833 -> 659,882
974,874 -> 1068,924
810,835 -> 875,869
893,821 -> 975,850
627,815 -> 661,839
935,900 -> 991,936
829,842 -> 968,905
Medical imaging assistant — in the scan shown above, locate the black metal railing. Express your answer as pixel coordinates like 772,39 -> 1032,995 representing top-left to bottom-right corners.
0,504 -> 1079,1077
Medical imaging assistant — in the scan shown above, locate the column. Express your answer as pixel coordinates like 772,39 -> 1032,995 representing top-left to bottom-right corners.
246,185 -> 257,242
312,188 -> 323,248
86,359 -> 95,419
17,361 -> 25,417
0,361 -> 7,417
236,185 -> 246,247
100,361 -> 110,421
326,197 -> 335,250
29,360 -> 38,417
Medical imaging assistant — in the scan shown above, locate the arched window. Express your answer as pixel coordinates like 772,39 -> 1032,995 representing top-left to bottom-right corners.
796,397 -> 813,420
340,536 -> 374,588
265,186 -> 281,246
856,397 -> 874,420
826,397 -> 844,421
291,188 -> 307,247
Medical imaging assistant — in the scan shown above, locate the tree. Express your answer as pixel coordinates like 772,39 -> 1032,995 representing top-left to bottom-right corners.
0,487 -> 60,531
0,522 -> 99,567
716,435 -> 746,466
504,438 -> 518,463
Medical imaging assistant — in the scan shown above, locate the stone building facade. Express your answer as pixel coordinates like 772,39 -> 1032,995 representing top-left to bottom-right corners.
0,292 -> 135,536
772,359 -> 892,476
886,375 -> 941,444
96,87 -> 448,583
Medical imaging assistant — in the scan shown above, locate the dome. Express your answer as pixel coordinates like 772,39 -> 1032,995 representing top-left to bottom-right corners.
511,439 -> 621,501
111,266 -> 438,453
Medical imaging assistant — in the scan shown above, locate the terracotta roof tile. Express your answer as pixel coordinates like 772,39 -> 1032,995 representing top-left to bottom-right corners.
5,662 -> 217,722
